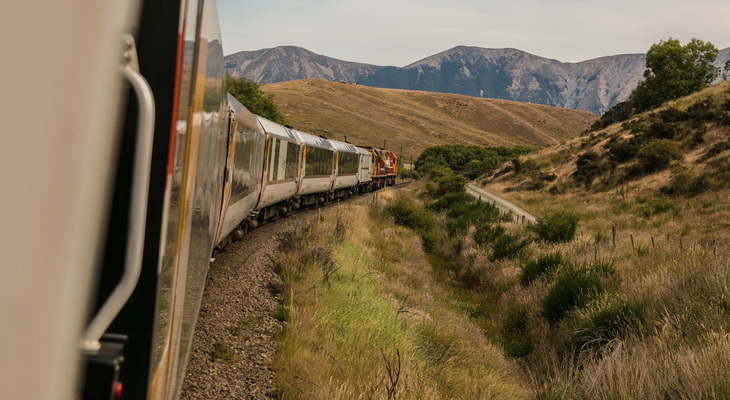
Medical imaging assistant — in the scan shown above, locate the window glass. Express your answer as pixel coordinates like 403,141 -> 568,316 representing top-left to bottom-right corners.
305,146 -> 333,177
337,152 -> 358,175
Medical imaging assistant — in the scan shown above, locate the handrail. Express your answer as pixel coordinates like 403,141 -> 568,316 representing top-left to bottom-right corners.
80,34 -> 155,353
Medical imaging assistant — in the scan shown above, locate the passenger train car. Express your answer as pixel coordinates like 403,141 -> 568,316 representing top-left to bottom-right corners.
1,0 -> 396,399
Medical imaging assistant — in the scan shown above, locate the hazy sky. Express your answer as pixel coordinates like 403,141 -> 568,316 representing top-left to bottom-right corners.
217,0 -> 729,66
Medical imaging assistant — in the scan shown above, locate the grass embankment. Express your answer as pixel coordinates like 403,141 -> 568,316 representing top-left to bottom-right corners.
272,191 -> 530,399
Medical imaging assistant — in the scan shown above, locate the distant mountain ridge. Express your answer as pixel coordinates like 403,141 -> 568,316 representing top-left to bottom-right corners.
225,45 -> 730,115
225,46 -> 382,84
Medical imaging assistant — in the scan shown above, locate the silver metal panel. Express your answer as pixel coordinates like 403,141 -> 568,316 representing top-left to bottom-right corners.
357,147 -> 373,183
333,174 -> 359,189
257,181 -> 298,209
299,176 -> 335,195
256,115 -> 299,142
328,138 -> 359,153
150,0 -> 229,397
293,129 -> 333,150
215,95 -> 267,244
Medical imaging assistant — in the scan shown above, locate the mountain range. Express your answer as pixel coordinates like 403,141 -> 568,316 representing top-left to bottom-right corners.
225,45 -> 730,115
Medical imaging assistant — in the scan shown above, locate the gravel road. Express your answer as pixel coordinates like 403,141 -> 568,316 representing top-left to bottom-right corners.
466,183 -> 536,223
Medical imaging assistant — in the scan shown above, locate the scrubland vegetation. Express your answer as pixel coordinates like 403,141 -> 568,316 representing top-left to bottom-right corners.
475,80 -> 730,398
272,80 -> 730,399
272,194 -> 531,399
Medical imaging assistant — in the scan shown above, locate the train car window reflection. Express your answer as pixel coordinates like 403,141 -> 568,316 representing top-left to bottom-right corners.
305,146 -> 333,177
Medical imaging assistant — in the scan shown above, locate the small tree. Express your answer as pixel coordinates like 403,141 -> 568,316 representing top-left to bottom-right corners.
531,212 -> 579,243
629,38 -> 719,113
636,139 -> 683,173
226,75 -> 287,125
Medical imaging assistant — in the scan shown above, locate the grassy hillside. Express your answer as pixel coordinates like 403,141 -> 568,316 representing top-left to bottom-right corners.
261,79 -> 597,158
467,80 -> 730,398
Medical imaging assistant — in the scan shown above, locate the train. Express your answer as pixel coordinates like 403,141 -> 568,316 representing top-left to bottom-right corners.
0,0 -> 396,399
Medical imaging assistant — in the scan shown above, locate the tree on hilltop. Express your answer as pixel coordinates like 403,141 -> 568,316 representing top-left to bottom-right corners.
629,38 -> 719,113
226,75 -> 287,125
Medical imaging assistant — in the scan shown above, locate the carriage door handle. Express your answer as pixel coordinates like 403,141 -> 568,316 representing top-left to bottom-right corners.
80,34 -> 155,352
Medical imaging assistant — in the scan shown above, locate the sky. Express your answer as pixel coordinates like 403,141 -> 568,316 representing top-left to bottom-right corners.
217,0 -> 729,66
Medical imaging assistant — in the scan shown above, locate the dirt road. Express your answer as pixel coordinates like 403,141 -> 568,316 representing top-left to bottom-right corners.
466,183 -> 537,223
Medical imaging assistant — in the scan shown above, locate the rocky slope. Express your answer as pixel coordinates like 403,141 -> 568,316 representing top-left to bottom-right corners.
225,46 -> 381,84
225,46 -> 730,115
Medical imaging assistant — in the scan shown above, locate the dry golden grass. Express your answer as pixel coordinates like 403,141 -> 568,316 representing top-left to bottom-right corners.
273,196 -> 532,399
261,79 -> 597,158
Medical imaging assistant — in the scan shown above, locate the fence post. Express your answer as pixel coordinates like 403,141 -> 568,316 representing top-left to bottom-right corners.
630,234 -> 635,250
612,225 -> 616,250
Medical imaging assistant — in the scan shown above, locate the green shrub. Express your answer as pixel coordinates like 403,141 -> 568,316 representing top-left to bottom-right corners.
502,339 -> 534,359
590,257 -> 616,277
503,304 -> 530,335
271,305 -> 288,322
636,139 -> 683,173
398,168 -> 420,180
385,196 -> 436,232
645,120 -> 677,140
531,212 -> 580,243
573,151 -> 608,188
473,222 -> 506,248
605,137 -> 639,164
637,198 -> 680,218
541,265 -> 603,323
570,301 -> 646,353
384,195 -> 440,252
520,252 -> 564,286
489,231 -> 532,261
660,165 -> 712,197
429,191 -> 474,212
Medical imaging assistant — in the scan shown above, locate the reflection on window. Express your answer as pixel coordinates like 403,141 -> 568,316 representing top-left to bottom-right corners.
267,138 -> 300,182
305,146 -> 333,177
337,152 -> 358,175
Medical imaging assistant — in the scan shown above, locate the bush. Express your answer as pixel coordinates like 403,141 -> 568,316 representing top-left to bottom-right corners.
541,265 -> 603,323
520,252 -> 564,286
473,222 -> 506,248
531,212 -> 580,243
384,196 -> 439,252
502,339 -> 534,359
570,301 -> 646,353
398,168 -> 420,180
660,166 -> 710,196
489,231 -> 532,261
429,191 -> 474,212
573,152 -> 608,188
605,137 -> 640,165
590,101 -> 632,131
637,198 -> 680,218
636,139 -> 683,173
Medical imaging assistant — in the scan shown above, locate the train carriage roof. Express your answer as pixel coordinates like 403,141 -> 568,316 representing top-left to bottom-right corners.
255,115 -> 299,142
328,139 -> 359,154
293,130 -> 333,150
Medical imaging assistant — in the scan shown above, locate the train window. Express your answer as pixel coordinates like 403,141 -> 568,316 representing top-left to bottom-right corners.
285,141 -> 299,179
269,138 -> 281,181
337,152 -> 358,175
230,127 -> 259,203
305,146 -> 333,177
